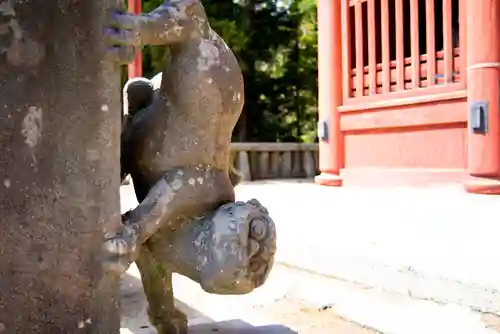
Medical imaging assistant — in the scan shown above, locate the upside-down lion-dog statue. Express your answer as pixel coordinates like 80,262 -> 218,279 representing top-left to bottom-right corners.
102,1 -> 277,333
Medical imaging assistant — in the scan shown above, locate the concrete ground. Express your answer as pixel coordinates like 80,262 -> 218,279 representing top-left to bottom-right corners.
120,264 -> 378,333
119,261 -> 500,334
234,180 -> 500,315
120,179 -> 500,333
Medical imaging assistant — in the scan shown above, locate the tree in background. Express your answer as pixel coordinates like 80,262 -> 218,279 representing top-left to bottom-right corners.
138,0 -> 318,143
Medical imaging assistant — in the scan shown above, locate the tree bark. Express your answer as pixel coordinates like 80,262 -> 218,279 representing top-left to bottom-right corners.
0,1 -> 121,333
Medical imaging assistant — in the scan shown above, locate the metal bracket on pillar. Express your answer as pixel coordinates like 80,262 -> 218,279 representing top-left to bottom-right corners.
317,119 -> 329,142
469,101 -> 489,134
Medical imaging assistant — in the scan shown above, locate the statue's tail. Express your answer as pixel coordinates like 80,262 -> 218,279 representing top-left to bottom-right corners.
122,77 -> 154,117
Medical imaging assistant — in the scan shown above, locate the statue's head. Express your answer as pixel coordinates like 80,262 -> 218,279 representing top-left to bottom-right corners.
197,199 -> 276,295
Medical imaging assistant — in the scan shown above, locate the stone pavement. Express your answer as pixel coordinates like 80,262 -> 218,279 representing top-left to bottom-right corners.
120,262 -> 500,334
120,179 -> 500,332
234,180 -> 500,315
120,263 -> 378,333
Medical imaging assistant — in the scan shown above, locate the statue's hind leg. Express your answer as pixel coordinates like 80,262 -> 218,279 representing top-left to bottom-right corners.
136,246 -> 188,334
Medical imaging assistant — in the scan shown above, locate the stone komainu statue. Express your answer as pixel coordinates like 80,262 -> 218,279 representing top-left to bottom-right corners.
102,1 -> 277,333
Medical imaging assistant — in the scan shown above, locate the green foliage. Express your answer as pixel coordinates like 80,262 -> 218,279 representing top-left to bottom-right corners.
139,0 -> 318,143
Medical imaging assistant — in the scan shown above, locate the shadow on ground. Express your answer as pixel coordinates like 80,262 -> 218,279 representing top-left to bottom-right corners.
189,321 -> 298,333
120,271 -> 297,334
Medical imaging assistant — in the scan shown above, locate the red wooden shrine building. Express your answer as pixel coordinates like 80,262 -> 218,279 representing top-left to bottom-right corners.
128,0 -> 499,193
316,0 -> 500,193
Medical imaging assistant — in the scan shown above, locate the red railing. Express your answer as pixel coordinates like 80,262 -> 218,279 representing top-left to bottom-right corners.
341,0 -> 466,101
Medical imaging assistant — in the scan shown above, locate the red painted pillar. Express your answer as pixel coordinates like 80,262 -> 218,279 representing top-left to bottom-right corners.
464,0 -> 500,194
128,0 -> 143,78
314,0 -> 343,187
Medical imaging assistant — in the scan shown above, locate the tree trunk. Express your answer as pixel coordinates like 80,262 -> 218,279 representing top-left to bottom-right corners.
0,1 -> 121,333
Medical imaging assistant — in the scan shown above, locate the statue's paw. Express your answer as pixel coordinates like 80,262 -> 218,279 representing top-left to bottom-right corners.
101,230 -> 138,275
199,199 -> 277,295
104,40 -> 139,65
149,308 -> 188,334
104,9 -> 140,65
154,319 -> 188,334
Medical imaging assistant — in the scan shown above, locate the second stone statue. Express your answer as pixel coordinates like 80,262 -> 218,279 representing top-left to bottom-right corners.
102,1 -> 277,333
